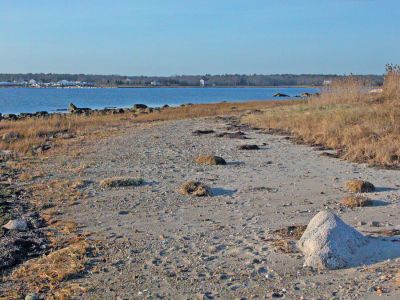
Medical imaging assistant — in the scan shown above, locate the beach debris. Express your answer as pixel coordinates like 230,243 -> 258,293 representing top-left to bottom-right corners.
238,144 -> 259,150
345,180 -> 375,193
298,211 -> 369,269
274,225 -> 307,240
340,195 -> 372,208
271,225 -> 307,253
99,177 -> 144,188
179,181 -> 210,197
216,131 -> 248,139
195,155 -> 226,165
3,219 -> 28,231
192,129 -> 215,136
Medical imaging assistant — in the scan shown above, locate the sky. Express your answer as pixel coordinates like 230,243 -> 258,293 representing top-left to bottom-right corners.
1,0 -> 399,75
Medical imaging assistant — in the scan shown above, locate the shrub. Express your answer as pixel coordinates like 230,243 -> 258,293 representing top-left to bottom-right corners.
340,195 -> 372,208
99,177 -> 144,188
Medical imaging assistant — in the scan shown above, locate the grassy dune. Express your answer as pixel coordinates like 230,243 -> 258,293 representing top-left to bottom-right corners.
242,67 -> 400,168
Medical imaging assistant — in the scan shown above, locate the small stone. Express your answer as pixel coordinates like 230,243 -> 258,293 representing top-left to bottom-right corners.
25,293 -> 39,300
357,221 -> 366,226
271,291 -> 284,298
3,219 -> 28,231
370,221 -> 380,227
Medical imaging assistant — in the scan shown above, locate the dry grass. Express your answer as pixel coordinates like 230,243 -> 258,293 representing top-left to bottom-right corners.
309,76 -> 373,105
273,225 -> 307,240
0,100 -> 294,156
179,181 -> 210,197
69,179 -> 90,190
99,177 -> 144,188
30,179 -> 88,209
242,69 -> 400,168
18,171 -> 33,181
340,195 -> 372,208
12,240 -> 90,298
344,180 -> 375,193
194,155 -> 226,165
363,229 -> 400,237
383,64 -> 400,100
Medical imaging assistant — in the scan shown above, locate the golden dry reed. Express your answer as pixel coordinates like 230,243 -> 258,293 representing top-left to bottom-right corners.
242,66 -> 400,168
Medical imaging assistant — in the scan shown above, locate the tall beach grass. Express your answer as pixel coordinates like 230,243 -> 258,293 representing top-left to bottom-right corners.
242,65 -> 400,168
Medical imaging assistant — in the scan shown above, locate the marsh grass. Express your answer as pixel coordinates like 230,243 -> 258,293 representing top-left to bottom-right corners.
242,69 -> 400,168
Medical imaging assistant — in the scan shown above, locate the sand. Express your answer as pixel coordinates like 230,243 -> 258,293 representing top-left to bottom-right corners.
28,116 -> 400,299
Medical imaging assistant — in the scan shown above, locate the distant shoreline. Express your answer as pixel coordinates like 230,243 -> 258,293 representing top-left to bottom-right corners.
0,85 -> 321,89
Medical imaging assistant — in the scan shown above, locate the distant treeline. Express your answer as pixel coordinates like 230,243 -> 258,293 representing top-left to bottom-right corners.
0,73 -> 384,87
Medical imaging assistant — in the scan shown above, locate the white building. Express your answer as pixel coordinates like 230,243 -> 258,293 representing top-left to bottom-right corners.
57,80 -> 79,87
323,80 -> 332,86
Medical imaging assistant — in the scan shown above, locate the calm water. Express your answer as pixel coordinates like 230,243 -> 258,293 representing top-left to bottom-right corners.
0,87 -> 318,114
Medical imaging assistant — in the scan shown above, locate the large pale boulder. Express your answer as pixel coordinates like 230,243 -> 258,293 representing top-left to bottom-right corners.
298,211 -> 368,269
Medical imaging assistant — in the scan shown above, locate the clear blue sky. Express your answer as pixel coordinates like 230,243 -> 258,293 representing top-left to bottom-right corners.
1,0 -> 399,75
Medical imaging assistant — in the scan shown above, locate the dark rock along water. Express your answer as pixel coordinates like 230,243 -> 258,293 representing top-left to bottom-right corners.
0,87 -> 319,114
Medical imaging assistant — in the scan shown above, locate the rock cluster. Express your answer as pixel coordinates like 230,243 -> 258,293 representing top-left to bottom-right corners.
0,103 -> 166,122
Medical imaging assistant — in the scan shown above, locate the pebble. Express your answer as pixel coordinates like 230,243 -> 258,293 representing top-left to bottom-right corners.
370,221 -> 380,227
25,294 -> 39,300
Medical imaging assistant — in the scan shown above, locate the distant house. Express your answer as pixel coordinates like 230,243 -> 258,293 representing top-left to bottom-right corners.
200,79 -> 208,87
150,80 -> 161,86
323,80 -> 332,86
57,80 -> 80,87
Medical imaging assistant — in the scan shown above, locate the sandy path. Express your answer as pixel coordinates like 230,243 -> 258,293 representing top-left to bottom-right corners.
43,117 -> 400,299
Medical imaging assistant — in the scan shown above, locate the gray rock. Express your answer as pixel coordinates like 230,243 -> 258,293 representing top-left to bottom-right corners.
298,211 -> 368,269
3,219 -> 28,231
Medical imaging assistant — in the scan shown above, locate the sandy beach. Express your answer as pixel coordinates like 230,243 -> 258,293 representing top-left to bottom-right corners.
10,115 -> 398,299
